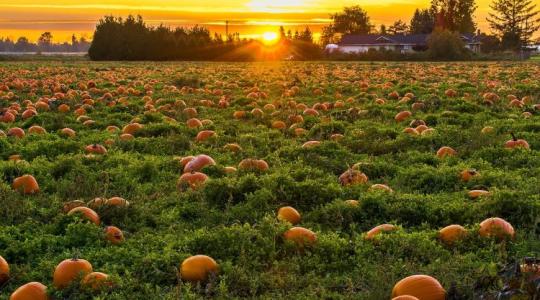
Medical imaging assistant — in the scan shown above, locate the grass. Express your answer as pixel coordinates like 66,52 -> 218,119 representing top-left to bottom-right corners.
0,61 -> 539,299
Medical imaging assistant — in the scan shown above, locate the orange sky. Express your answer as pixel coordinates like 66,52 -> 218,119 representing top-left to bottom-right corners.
0,0 -> 505,42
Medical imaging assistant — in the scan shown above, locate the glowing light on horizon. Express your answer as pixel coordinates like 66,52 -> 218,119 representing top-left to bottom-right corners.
261,31 -> 278,44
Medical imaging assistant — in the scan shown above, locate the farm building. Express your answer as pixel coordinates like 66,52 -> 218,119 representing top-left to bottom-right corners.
334,34 -> 482,54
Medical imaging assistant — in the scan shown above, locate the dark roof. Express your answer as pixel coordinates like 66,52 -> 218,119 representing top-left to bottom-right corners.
339,33 -> 481,46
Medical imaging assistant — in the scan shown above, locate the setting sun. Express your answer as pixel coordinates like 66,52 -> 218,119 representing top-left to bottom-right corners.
262,31 -> 278,44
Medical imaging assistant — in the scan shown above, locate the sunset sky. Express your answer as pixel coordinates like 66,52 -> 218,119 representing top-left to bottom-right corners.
0,0 -> 497,42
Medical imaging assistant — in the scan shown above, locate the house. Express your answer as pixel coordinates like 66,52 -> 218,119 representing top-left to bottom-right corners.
335,34 -> 481,54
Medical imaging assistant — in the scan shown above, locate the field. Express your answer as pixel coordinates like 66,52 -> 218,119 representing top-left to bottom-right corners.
0,61 -> 539,300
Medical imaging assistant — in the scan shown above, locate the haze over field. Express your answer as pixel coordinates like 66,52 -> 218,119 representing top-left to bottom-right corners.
0,0 -> 495,42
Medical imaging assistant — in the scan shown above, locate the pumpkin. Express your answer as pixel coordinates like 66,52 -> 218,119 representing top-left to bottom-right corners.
0,255 -> 9,284
283,227 -> 317,246
344,199 -> 359,207
1,111 -> 16,123
58,104 -> 70,112
107,196 -> 130,207
271,121 -> 287,129
85,144 -> 107,155
183,154 -> 216,173
238,159 -> 269,171
87,197 -> 108,209
13,175 -> 40,194
178,172 -> 208,190
180,255 -> 219,282
196,130 -> 216,142
504,133 -> 530,149
7,127 -> 25,138
122,122 -> 143,135
60,128 -> 76,137
28,125 -> 46,135
82,272 -> 112,290
10,282 -> 49,300
53,258 -> 93,289
403,128 -> 419,135
392,296 -> 420,300
481,126 -> 494,134
365,224 -> 396,240
339,169 -> 368,186
186,118 -> 203,128
224,143 -> 242,153
436,146 -> 457,158
62,200 -> 86,213
106,125 -> 120,133
391,275 -> 446,300
468,189 -> 490,199
302,141 -> 321,149
67,207 -> 100,225
439,225 -> 467,245
479,217 -> 515,240
369,184 -> 393,193
178,156 -> 195,167
105,226 -> 124,245
223,166 -> 237,174
277,206 -> 301,225
460,169 -> 478,182
395,111 -> 412,122
330,133 -> 344,141
119,133 -> 134,141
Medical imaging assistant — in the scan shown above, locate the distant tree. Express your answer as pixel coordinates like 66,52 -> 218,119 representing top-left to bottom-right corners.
427,29 -> 470,59
410,9 -> 436,34
478,33 -> 502,52
38,32 -> 53,51
379,24 -> 387,35
430,0 -> 477,33
388,20 -> 410,35
14,37 -> 32,52
279,26 -> 286,40
299,27 -> 313,42
294,30 -> 300,40
487,0 -> 540,50
321,6 -> 374,44
287,30 -> 293,40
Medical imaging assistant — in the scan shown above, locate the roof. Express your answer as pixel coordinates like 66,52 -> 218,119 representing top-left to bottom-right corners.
339,33 -> 481,46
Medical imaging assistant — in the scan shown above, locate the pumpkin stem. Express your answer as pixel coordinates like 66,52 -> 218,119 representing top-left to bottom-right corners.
510,132 -> 517,141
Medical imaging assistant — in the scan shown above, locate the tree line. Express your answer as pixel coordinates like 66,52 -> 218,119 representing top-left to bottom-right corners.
0,33 -> 90,53
321,0 -> 539,52
88,15 -> 321,61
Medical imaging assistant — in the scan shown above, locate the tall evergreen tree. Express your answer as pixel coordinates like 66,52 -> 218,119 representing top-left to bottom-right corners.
387,20 -> 410,35
410,9 -> 436,34
430,0 -> 477,33
487,0 -> 540,50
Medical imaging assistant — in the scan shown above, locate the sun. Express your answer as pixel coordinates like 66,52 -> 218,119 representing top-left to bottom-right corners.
262,32 -> 278,44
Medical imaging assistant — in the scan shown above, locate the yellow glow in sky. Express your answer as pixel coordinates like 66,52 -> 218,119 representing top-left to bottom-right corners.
0,0 -> 514,42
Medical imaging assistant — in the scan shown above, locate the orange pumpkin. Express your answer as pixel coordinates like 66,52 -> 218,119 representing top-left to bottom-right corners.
87,197 -> 108,209
479,217 -> 515,240
369,184 -> 393,193
365,224 -> 396,240
277,206 -> 301,225
82,272 -> 112,290
180,255 -> 219,282
439,225 -> 467,245
178,172 -> 208,190
53,258 -> 93,289
104,226 -> 124,245
339,169 -> 368,186
468,190 -> 490,199
223,166 -> 237,174
60,128 -> 76,138
13,175 -> 40,194
460,169 -> 478,182
196,130 -> 216,142
395,111 -> 412,122
62,200 -> 86,213
271,121 -> 287,129
436,146 -> 457,158
223,143 -> 242,153
283,227 -> 317,246
344,199 -> 359,207
67,207 -> 100,225
122,122 -> 143,135
10,282 -> 49,300
107,196 -> 130,207
302,141 -> 321,149
0,255 -> 9,285
392,275 -> 446,300
238,159 -> 269,171
183,154 -> 216,173
505,134 -> 530,150
186,118 -> 203,128
392,296 -> 420,300
85,144 -> 107,155
28,125 -> 46,135
7,127 -> 25,138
